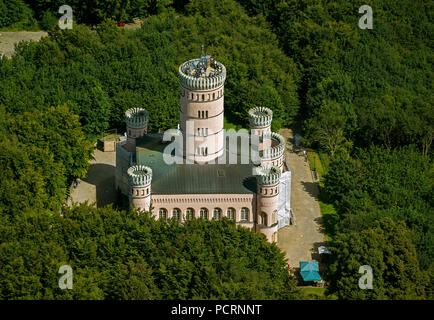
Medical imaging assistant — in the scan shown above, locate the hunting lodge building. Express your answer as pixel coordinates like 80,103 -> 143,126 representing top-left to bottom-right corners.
115,56 -> 289,242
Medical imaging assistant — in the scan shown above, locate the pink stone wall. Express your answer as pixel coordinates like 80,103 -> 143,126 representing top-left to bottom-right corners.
130,185 -> 151,211
256,224 -> 278,243
251,126 -> 271,138
256,181 -> 279,238
127,125 -> 147,139
180,85 -> 224,162
261,156 -> 285,172
151,193 -> 255,223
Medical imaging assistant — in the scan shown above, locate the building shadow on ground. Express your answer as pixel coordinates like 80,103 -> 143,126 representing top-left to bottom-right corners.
82,163 -> 116,208
301,181 -> 320,199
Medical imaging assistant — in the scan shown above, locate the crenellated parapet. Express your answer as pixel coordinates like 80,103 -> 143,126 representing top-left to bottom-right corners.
256,166 -> 281,186
125,108 -> 149,129
179,58 -> 226,90
261,132 -> 285,160
248,107 -> 273,128
127,165 -> 152,211
127,165 -> 152,187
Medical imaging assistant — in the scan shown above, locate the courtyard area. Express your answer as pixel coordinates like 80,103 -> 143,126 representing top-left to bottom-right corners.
68,146 -> 117,207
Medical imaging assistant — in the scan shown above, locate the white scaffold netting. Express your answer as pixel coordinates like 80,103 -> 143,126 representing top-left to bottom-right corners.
277,171 -> 291,229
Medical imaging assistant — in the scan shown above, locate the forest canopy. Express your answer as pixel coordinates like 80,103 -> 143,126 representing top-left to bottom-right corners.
0,0 -> 432,300
0,205 -> 300,299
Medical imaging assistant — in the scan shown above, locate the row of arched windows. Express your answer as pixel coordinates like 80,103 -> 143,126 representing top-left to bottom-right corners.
197,128 -> 209,136
272,158 -> 283,167
198,110 -> 208,119
260,186 -> 278,195
158,207 -> 250,221
263,157 -> 283,167
197,147 -> 208,156
181,89 -> 224,101
134,188 -> 150,196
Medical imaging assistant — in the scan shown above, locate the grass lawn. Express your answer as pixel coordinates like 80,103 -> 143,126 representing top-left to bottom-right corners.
307,150 -> 338,242
307,151 -> 324,179
300,287 -> 338,300
319,192 -> 339,243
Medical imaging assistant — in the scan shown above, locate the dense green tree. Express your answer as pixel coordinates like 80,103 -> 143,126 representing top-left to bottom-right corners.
8,105 -> 93,180
236,0 -> 433,153
0,0 -> 35,29
328,218 -> 429,299
304,101 -> 349,156
323,146 -> 434,270
0,205 -> 301,300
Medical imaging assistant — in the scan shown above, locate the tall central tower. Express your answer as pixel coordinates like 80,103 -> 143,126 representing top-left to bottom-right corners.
179,56 -> 226,163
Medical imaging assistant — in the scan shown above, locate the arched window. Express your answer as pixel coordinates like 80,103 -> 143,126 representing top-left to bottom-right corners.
206,111 -> 208,118
260,212 -> 268,226
202,111 -> 205,118
198,110 -> 200,118
202,94 -> 205,101
227,208 -> 235,220
240,208 -> 249,221
200,208 -> 208,220
213,208 -> 222,219
213,93 -> 215,100
172,208 -> 181,221
186,208 -> 194,220
159,208 -> 167,220
272,210 -> 277,225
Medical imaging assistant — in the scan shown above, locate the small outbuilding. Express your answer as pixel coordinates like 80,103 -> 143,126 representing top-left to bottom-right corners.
299,261 -> 322,282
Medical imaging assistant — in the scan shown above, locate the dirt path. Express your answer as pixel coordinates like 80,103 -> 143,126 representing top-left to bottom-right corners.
277,128 -> 326,268
0,31 -> 47,57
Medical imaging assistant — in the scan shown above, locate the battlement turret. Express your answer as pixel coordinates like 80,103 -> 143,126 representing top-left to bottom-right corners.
248,107 -> 273,136
179,56 -> 226,163
179,57 -> 226,90
127,165 -> 152,211
255,165 -> 280,242
256,166 -> 281,186
125,108 -> 149,136
260,132 -> 285,171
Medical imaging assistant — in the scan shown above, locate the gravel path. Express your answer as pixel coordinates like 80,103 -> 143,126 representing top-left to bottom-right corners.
0,31 -> 47,57
277,128 -> 326,268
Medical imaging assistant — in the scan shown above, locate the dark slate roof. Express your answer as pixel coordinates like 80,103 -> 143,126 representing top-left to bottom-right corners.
135,134 -> 256,195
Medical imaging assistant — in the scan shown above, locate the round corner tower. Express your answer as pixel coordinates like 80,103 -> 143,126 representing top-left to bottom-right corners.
125,107 -> 149,149
179,56 -> 227,163
256,165 -> 281,243
248,107 -> 273,137
127,165 -> 152,211
261,132 -> 286,172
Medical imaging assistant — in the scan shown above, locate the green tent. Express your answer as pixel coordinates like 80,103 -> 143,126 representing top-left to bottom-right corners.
300,261 -> 322,281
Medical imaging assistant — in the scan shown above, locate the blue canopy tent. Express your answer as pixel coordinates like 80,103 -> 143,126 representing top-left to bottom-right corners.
299,261 -> 322,282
